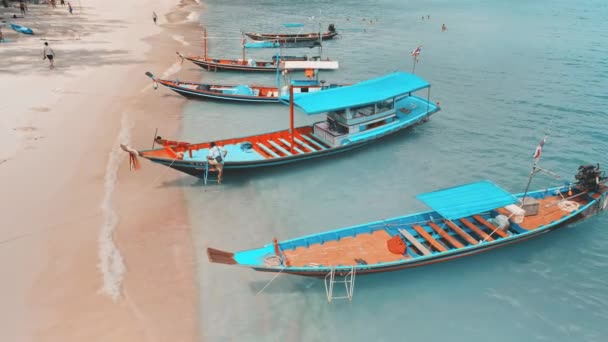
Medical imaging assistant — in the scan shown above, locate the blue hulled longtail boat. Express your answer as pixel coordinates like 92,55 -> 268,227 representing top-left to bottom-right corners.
144,61 -> 341,103
178,27 -> 337,72
124,71 -> 440,178
207,164 -> 608,277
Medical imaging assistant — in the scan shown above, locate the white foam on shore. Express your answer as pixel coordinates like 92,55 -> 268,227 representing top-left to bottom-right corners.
98,112 -> 131,301
172,34 -> 190,46
161,61 -> 183,78
187,11 -> 199,23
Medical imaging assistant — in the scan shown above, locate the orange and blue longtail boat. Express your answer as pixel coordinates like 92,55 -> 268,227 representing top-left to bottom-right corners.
207,164 -> 608,277
126,72 -> 440,178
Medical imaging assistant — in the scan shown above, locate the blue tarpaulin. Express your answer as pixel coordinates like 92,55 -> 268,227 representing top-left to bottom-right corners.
279,72 -> 430,115
416,181 -> 518,220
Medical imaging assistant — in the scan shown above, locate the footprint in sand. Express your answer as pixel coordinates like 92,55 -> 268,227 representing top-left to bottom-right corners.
14,126 -> 37,132
30,106 -> 51,112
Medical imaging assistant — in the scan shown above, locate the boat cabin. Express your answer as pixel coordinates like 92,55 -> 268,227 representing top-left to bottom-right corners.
281,72 -> 436,148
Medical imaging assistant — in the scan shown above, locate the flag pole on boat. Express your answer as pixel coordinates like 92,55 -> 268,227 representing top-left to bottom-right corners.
520,136 -> 547,207
410,45 -> 422,74
203,26 -> 207,59
289,84 -> 295,153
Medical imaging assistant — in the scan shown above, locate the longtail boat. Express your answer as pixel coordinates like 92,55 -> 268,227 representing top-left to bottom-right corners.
207,164 -> 608,277
144,61 -> 341,103
245,24 -> 338,43
178,27 -> 337,72
124,72 -> 439,178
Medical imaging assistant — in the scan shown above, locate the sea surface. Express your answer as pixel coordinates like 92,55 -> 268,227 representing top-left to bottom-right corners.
173,0 -> 608,340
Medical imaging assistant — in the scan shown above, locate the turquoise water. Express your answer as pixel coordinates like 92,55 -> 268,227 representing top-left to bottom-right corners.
175,0 -> 608,340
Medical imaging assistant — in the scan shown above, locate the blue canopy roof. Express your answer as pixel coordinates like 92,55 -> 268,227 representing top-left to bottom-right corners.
279,72 -> 430,115
416,181 -> 518,220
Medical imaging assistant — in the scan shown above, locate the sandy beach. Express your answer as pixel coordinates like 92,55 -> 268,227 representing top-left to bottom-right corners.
0,0 -> 203,340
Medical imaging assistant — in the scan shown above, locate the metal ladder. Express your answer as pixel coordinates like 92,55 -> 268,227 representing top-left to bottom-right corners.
324,266 -> 356,303
201,160 -> 218,186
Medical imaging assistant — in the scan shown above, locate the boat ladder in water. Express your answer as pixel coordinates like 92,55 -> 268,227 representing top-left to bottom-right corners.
324,266 -> 356,303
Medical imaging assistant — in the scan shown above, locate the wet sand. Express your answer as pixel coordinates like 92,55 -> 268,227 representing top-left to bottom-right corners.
0,0 -> 203,340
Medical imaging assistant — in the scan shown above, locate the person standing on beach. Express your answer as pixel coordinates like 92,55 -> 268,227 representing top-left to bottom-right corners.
19,1 -> 26,16
68,2 -> 73,14
152,11 -> 158,25
60,0 -> 65,6
43,42 -> 55,69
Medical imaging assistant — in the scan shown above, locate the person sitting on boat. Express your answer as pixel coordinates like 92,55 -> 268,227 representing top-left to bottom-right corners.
207,142 -> 227,184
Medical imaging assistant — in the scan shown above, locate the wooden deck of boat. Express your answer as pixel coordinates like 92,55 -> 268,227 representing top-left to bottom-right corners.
141,126 -> 332,160
515,195 -> 589,230
283,230 -> 408,267
278,193 -> 595,268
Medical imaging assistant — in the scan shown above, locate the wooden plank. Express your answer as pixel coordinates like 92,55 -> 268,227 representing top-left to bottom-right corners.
428,222 -> 464,249
251,144 -> 272,159
460,218 -> 494,242
444,220 -> 478,245
473,215 -> 510,239
300,134 -> 328,150
412,225 -> 448,252
256,142 -> 280,158
268,140 -> 293,156
278,138 -> 305,154
398,228 -> 432,256
293,137 -> 316,152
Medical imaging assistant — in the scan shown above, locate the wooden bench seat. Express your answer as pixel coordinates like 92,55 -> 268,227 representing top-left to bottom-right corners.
444,220 -> 478,245
428,222 -> 464,249
473,215 -> 510,239
398,228 -> 431,256
412,225 -> 448,252
460,218 -> 494,242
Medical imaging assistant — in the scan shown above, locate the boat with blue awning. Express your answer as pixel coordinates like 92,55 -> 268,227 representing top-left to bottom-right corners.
207,164 -> 608,277
125,71 -> 440,178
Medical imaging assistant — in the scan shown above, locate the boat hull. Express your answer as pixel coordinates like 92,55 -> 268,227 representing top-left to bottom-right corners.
143,108 -> 438,178
189,58 -> 279,72
245,32 -> 338,42
164,84 -> 279,103
249,193 -> 605,277
254,215 -> 577,277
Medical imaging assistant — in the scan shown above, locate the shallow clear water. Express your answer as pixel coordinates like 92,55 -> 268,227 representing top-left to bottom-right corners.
173,0 -> 608,340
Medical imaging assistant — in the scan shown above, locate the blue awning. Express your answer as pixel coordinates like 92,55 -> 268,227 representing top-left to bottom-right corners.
416,181 -> 518,220
279,72 -> 430,115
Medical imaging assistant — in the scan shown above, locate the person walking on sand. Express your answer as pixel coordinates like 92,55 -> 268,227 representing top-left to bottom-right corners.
19,1 -> 26,16
43,42 -> 55,69
152,11 -> 158,25
61,0 -> 65,6
207,142 -> 227,184
68,2 -> 73,14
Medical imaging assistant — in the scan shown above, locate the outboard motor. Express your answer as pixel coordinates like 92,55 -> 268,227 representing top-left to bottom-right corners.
328,24 -> 336,33
574,164 -> 607,191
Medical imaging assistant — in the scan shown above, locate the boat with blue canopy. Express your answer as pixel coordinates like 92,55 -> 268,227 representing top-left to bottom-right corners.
123,71 -> 440,178
207,164 -> 608,277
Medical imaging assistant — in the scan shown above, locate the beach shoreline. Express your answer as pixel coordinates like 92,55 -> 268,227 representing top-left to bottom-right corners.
0,0 -> 203,340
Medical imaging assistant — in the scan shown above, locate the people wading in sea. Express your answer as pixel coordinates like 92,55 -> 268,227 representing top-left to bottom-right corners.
43,42 -> 55,69
441,24 -> 447,32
